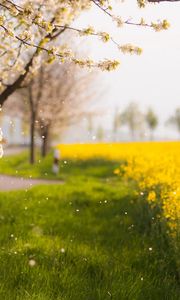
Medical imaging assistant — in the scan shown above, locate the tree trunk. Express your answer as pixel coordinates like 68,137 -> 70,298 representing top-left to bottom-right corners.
30,111 -> 35,164
28,85 -> 36,165
41,129 -> 49,158
150,130 -> 154,141
130,128 -> 135,141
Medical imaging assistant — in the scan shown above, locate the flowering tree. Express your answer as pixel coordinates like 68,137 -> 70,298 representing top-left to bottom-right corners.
33,63 -> 96,159
4,61 -> 96,163
0,0 -> 171,108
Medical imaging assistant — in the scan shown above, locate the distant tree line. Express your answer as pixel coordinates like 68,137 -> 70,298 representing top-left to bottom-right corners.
112,102 -> 180,141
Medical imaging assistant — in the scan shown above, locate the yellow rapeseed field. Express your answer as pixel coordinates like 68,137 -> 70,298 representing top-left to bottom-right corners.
57,142 -> 180,235
119,142 -> 180,233
57,142 -> 136,160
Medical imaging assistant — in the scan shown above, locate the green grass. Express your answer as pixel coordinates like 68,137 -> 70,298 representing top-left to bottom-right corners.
0,151 -> 120,180
0,151 -> 60,179
0,153 -> 179,299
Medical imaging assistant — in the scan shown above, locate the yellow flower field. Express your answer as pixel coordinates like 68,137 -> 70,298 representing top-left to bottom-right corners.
119,142 -> 180,233
57,142 -> 180,235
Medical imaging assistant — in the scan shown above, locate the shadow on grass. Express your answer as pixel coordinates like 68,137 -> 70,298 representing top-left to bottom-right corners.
0,151 -> 122,181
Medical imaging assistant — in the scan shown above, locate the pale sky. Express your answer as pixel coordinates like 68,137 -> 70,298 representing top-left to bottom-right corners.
73,0 -> 180,138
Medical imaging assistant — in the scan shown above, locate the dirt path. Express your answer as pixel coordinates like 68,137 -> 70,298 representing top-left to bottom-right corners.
0,175 -> 63,191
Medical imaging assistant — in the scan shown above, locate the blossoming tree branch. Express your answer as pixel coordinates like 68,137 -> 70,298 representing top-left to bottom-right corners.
0,0 -> 172,109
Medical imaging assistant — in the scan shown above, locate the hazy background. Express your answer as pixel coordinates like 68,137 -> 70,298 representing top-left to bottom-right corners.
72,0 -> 180,140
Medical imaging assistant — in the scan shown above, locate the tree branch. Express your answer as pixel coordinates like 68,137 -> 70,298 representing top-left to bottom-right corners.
0,55 -> 35,106
0,19 -> 67,107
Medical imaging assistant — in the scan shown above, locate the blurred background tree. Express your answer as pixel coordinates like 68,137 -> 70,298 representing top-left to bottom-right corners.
113,109 -> 121,141
145,108 -> 158,140
167,108 -> 180,138
87,115 -> 94,137
119,102 -> 145,140
96,125 -> 104,142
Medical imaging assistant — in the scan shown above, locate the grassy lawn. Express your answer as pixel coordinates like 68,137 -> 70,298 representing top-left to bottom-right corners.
0,153 -> 179,299
0,151 -> 120,180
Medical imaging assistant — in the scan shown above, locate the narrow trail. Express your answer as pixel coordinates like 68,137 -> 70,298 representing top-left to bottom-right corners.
0,174 -> 63,191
